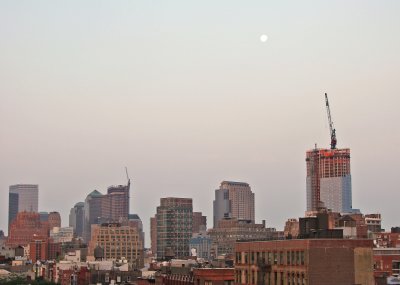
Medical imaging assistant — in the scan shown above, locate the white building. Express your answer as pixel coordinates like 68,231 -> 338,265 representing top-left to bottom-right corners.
50,227 -> 74,243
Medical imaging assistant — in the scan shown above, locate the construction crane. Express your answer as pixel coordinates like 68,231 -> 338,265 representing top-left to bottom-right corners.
125,166 -> 131,186
325,93 -> 337,149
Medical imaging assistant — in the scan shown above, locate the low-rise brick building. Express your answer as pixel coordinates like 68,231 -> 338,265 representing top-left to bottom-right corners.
235,239 -> 374,285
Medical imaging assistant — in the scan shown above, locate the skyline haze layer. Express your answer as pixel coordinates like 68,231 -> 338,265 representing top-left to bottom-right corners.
1,1 -> 399,246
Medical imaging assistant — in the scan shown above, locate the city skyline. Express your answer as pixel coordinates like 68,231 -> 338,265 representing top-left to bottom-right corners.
1,1 -> 400,247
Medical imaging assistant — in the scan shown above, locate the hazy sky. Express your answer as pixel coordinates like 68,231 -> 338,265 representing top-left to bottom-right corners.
1,1 -> 399,246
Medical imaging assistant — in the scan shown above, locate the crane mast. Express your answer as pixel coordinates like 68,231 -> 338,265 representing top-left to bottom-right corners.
325,93 -> 337,149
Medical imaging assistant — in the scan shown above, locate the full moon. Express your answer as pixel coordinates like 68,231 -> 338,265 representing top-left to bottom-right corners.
260,34 -> 268,43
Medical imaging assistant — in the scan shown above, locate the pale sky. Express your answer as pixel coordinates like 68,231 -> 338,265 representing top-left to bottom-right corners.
1,1 -> 399,246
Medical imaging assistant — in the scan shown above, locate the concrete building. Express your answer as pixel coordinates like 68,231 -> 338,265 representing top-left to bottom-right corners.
208,218 -> 279,258
88,223 -> 144,268
365,213 -> 382,233
69,202 -> 85,238
8,184 -> 39,229
50,227 -> 74,243
235,239 -> 374,285
213,181 -> 255,228
155,197 -> 193,260
306,148 -> 353,213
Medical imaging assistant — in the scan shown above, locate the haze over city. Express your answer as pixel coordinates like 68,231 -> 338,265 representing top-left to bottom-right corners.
1,1 -> 400,247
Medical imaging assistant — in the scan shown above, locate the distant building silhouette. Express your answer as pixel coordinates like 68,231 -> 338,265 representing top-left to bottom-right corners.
69,202 -> 85,238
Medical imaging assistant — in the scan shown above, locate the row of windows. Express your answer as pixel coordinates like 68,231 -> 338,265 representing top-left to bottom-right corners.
235,269 -> 306,285
237,250 -> 305,266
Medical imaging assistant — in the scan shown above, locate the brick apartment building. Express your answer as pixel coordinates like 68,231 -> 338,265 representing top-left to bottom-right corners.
373,248 -> 400,279
7,211 -> 49,247
235,239 -> 374,285
153,267 -> 234,285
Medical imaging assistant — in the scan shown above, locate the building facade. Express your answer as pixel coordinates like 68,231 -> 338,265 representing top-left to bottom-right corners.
50,227 -> 74,243
189,232 -> 212,260
48,211 -> 61,230
213,181 -> 255,228
373,248 -> 400,280
7,212 -> 49,247
151,216 -> 157,255
306,148 -> 352,213
88,223 -> 144,268
156,197 -> 193,260
235,239 -> 374,285
192,212 -> 207,234
208,218 -> 278,258
106,182 -> 130,222
8,184 -> 39,229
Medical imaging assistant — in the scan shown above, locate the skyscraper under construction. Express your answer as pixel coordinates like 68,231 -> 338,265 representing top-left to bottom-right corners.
306,94 -> 354,213
306,147 -> 352,213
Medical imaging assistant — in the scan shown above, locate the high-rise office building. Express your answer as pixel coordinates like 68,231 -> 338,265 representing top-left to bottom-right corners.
69,202 -> 85,238
8,184 -> 39,229
155,197 -> 193,259
213,181 -> 255,228
306,148 -> 352,213
106,182 -> 130,221
82,180 -> 130,242
83,190 -> 104,242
